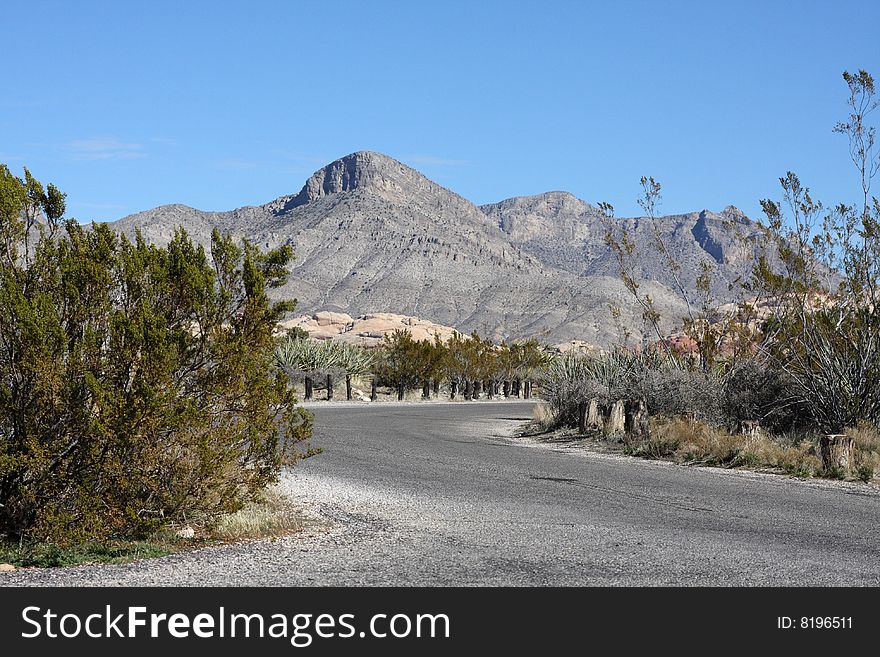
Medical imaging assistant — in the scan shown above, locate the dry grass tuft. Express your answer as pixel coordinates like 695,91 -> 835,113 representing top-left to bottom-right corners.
847,422 -> 880,482
531,402 -> 555,429
211,488 -> 303,541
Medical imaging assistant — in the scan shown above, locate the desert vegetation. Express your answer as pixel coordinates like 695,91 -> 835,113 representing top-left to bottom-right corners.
275,328 -> 552,403
538,70 -> 880,483
0,167 -> 314,547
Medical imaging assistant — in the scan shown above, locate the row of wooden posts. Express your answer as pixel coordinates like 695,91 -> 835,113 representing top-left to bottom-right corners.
448,379 -> 532,401
577,398 -> 649,439
302,375 -> 534,402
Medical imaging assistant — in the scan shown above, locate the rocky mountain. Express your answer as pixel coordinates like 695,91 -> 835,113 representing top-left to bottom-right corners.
109,151 -> 766,345
482,192 -> 764,299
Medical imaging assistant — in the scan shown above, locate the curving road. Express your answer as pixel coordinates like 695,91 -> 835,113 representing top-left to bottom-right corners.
4,401 -> 880,586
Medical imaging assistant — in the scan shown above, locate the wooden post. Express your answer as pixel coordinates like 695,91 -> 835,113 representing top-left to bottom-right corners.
304,376 -> 313,401
820,434 -> 854,475
326,373 -> 334,401
625,399 -> 649,439
346,374 -> 353,401
604,400 -> 625,437
586,398 -> 601,432
370,379 -> 377,402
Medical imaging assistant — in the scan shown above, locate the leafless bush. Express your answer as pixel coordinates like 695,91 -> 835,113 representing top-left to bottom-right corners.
720,359 -> 808,433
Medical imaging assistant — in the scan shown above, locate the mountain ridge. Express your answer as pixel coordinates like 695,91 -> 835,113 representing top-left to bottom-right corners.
109,151 -> 761,345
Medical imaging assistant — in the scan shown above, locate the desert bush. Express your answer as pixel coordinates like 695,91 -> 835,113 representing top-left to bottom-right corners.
541,349 -> 727,429
374,329 -> 444,399
720,358 -> 807,433
539,352 -> 604,427
628,366 -> 724,425
754,71 -> 880,434
0,169 -> 312,543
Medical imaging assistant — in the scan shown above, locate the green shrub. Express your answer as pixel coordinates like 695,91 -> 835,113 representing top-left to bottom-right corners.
856,464 -> 875,483
0,168 -> 313,543
826,466 -> 847,480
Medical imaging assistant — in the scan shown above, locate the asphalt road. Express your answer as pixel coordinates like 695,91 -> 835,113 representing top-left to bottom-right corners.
4,401 -> 880,585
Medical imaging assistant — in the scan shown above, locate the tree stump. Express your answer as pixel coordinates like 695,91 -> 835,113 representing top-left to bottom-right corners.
578,399 -> 602,435
604,400 -> 625,437
625,399 -> 649,439
820,434 -> 853,475
586,399 -> 602,432
370,379 -> 377,402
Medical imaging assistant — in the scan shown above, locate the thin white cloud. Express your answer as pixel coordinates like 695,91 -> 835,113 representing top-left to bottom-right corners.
405,154 -> 470,167
65,138 -> 145,161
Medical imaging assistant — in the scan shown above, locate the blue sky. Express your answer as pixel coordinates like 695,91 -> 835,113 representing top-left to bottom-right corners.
2,0 -> 878,222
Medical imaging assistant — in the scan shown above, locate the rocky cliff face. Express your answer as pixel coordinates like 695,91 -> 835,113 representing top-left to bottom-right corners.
109,151 -> 768,345
483,196 -> 765,299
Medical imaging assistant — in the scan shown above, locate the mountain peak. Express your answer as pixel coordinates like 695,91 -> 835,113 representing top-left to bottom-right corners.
271,150 -> 474,215
270,151 -> 423,212
301,151 -> 399,197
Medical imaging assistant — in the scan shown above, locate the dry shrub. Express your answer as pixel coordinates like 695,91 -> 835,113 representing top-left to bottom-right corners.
634,416 -> 822,476
531,402 -> 555,431
847,422 -> 880,481
639,417 -> 739,464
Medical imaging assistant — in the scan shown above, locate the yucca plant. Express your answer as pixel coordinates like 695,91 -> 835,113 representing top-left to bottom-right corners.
334,342 -> 376,400
275,336 -> 342,400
